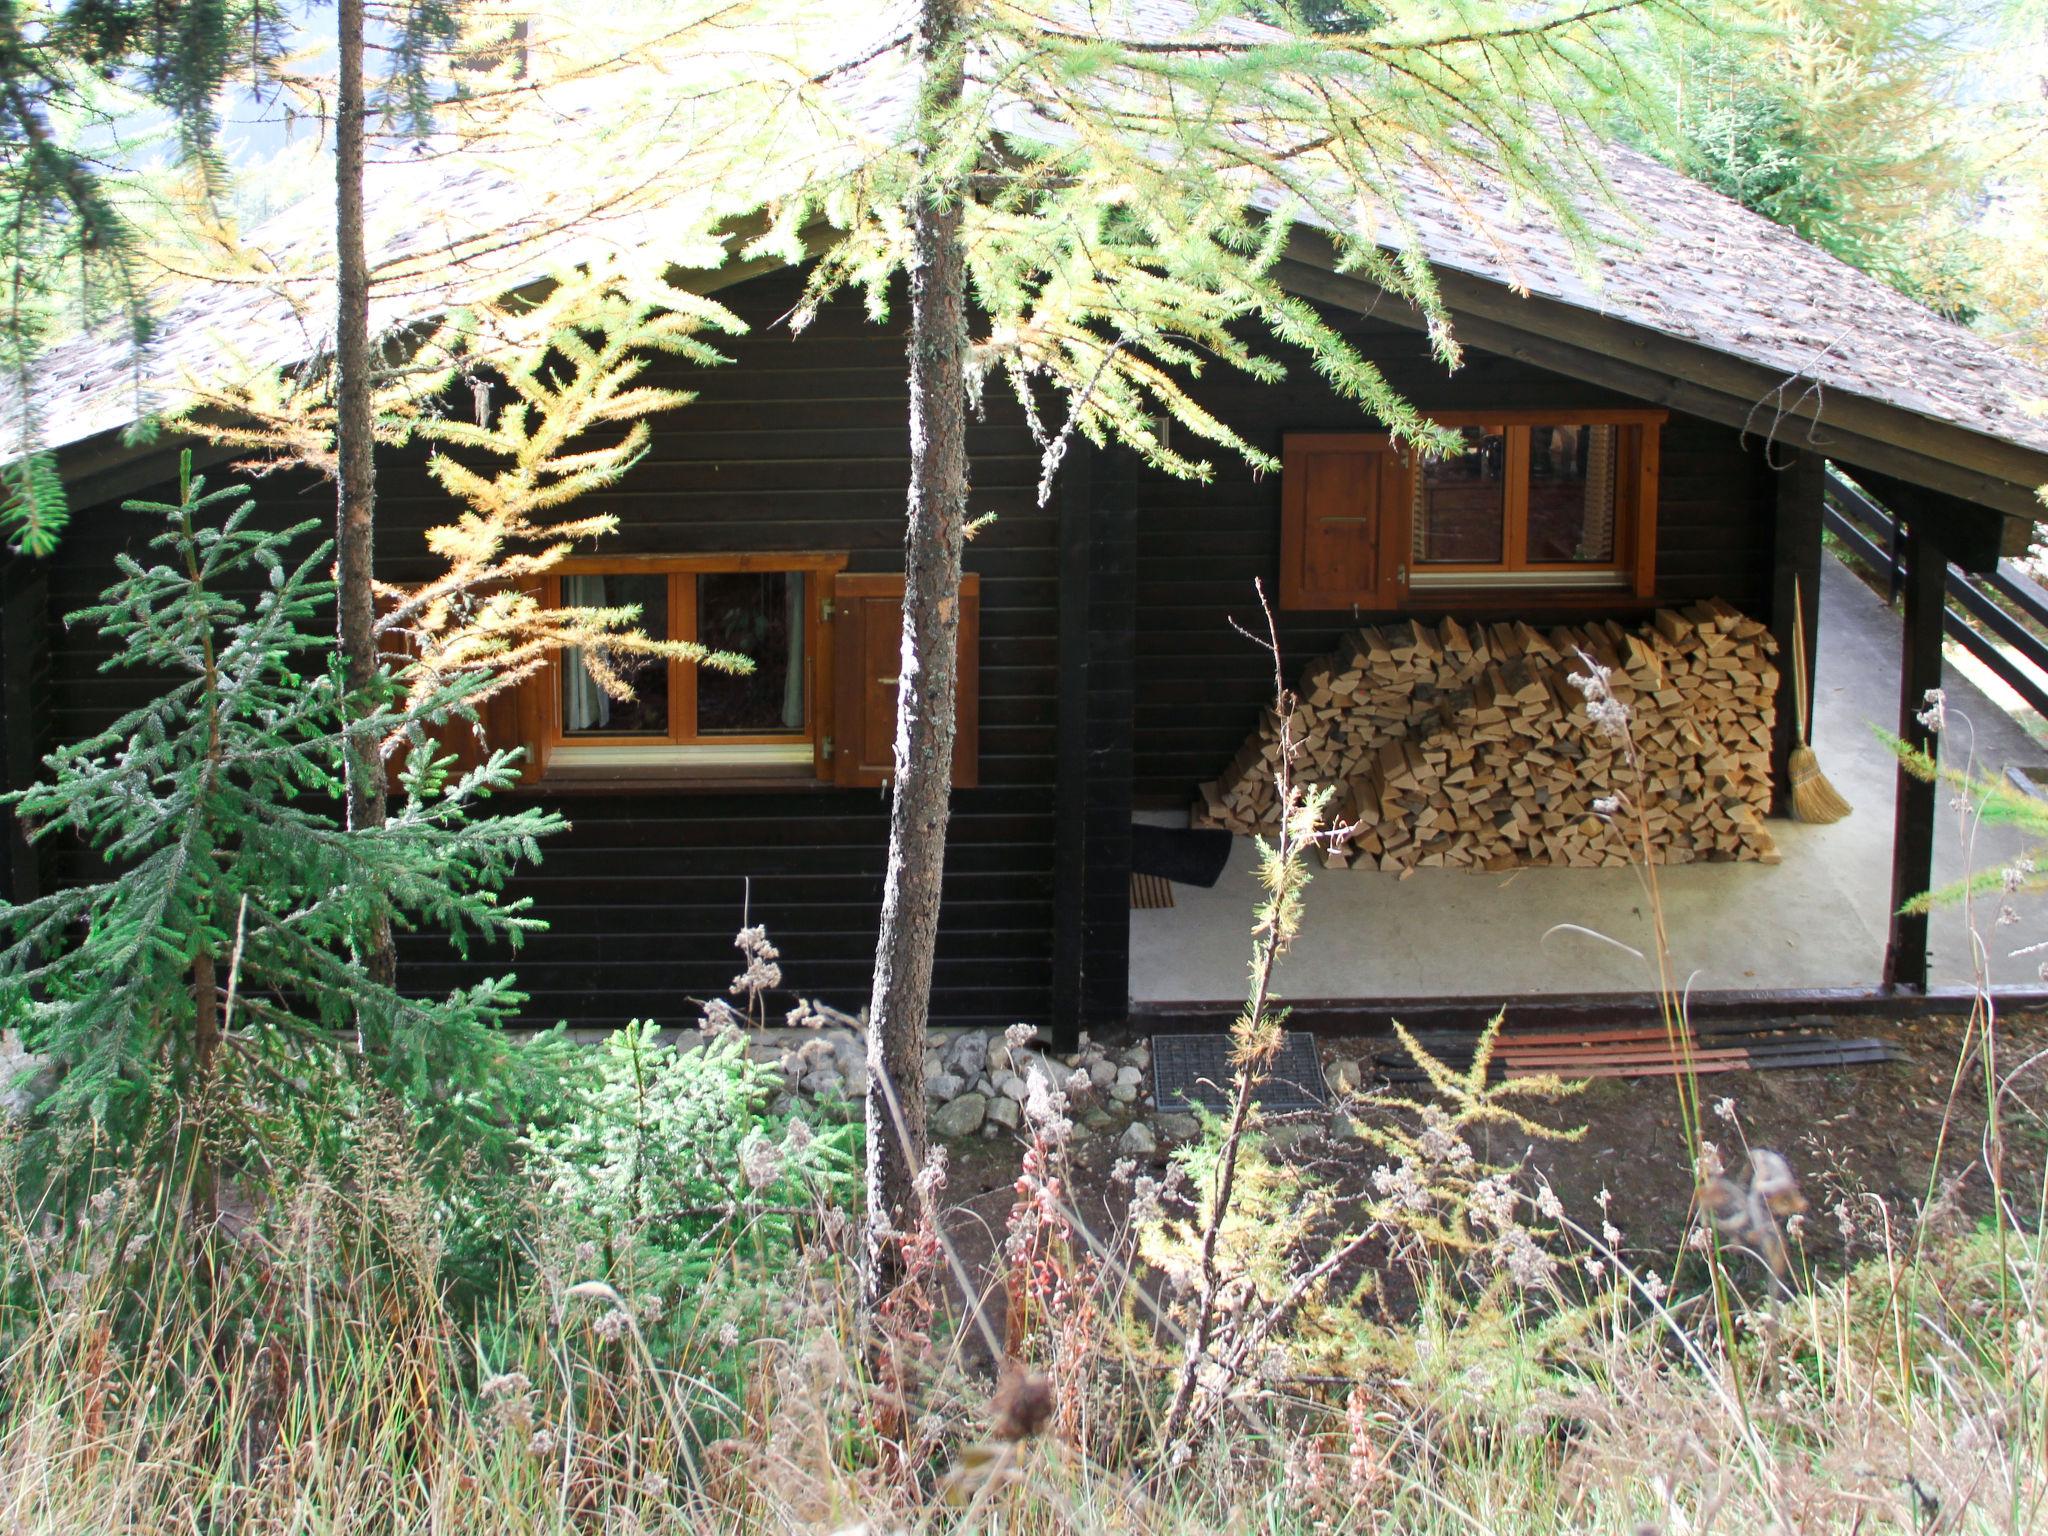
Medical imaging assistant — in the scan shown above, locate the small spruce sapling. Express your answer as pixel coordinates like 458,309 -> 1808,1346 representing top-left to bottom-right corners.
0,453 -> 566,1181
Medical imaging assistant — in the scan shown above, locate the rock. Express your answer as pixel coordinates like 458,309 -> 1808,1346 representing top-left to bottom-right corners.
1120,1042 -> 1151,1070
1083,1107 -> 1115,1131
1155,1113 -> 1200,1142
930,1092 -> 989,1139
831,1034 -> 865,1077
987,1041 -> 1014,1074
800,1068 -> 844,1099
1109,1081 -> 1138,1105
926,1071 -> 967,1103
1264,1118 -> 1320,1153
995,1071 -> 1029,1103
1118,1121 -> 1159,1158
1115,1064 -> 1143,1088
1325,1057 -> 1361,1097
949,1032 -> 989,1082
986,1096 -> 1023,1132
1089,1059 -> 1118,1089
1326,1110 -> 1361,1141
844,1063 -> 871,1097
923,1049 -> 945,1078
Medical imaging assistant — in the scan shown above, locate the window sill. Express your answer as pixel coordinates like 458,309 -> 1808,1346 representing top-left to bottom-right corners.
529,742 -> 831,795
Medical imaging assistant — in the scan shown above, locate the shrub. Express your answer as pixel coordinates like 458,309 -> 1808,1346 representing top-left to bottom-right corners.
523,1021 -> 860,1305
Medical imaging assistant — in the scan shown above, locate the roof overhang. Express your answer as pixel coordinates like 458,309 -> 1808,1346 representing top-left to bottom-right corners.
50,227 -> 2048,570
1278,233 -> 2048,544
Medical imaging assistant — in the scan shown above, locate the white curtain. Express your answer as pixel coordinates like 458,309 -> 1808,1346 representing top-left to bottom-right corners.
781,574 -> 805,730
561,574 -> 610,732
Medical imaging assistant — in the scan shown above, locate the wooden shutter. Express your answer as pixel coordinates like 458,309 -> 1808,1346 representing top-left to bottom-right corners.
1279,433 -> 1410,611
828,572 -> 980,788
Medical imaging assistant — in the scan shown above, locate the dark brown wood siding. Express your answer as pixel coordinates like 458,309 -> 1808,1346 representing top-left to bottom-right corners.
20,279 -> 1790,1026
1130,314 -> 1776,801
33,267 -> 1061,1031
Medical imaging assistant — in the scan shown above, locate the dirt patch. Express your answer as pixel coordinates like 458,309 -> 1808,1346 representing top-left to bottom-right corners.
1487,1012 -> 2048,1266
933,1011 -> 2048,1328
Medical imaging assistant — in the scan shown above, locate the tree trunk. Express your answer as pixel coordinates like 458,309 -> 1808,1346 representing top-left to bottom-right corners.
190,948 -> 220,1227
334,0 -> 395,991
862,0 -> 968,1317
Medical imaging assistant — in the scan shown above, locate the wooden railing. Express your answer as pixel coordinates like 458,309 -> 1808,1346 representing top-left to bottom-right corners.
1823,467 -> 2048,720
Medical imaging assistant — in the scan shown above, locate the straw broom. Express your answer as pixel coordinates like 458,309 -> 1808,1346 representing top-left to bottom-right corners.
1787,582 -> 1851,823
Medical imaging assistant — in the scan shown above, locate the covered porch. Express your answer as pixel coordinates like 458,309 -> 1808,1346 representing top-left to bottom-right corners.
1131,553 -> 2048,1009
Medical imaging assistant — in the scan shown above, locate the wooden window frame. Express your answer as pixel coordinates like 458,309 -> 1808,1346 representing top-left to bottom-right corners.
1281,408 -> 1664,612
1407,410 -> 1662,598
538,552 -> 849,774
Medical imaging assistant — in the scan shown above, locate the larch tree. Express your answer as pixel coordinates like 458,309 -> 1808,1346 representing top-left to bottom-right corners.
1623,0 -> 1990,310
0,0 -> 290,554
731,0 -> 1701,1308
334,0 -> 389,979
165,1 -> 779,988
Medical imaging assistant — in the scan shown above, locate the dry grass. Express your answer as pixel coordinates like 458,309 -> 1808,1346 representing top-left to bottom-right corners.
2,633 -> 2043,1533
0,1052 -> 2038,1536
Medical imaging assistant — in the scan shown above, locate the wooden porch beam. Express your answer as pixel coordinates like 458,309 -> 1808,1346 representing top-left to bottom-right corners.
1049,445 -> 1094,1048
1883,516 -> 1946,992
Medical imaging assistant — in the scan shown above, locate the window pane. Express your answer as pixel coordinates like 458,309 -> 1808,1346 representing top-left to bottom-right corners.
697,571 -> 806,736
560,574 -> 670,736
1526,424 -> 1619,563
1413,427 -> 1505,564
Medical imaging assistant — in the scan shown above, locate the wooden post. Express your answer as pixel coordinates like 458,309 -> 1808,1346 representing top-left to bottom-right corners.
1050,448 -> 1094,1047
1768,449 -> 1825,814
1080,452 -> 1137,1035
1048,445 -> 1139,1049
1883,516 -> 1946,992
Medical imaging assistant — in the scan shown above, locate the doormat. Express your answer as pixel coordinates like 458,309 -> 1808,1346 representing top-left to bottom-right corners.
1131,822 -> 1235,888
1151,1031 -> 1327,1114
1130,872 -> 1176,910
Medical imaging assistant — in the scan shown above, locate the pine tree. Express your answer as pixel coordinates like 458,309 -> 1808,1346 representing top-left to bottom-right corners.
0,451 -> 563,1188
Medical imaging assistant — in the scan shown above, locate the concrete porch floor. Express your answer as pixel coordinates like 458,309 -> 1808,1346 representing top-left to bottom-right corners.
1130,555 -> 2048,1006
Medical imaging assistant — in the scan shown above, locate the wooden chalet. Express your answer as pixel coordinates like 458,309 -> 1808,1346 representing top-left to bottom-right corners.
9,90 -> 2048,1044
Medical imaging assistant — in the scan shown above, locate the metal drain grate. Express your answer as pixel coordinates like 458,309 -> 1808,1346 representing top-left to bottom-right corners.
1151,1031 -> 1328,1115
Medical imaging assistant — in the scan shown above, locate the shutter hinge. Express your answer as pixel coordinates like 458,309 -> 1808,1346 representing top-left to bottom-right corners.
822,734 -> 834,760
821,597 -> 835,621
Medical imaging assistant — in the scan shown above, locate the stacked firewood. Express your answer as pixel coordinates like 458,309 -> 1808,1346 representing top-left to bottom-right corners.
1193,601 -> 1781,870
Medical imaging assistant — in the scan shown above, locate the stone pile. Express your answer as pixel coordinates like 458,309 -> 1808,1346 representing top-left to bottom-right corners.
754,1027 -> 1157,1142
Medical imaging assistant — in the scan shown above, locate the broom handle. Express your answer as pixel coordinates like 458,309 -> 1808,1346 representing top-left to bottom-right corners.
1791,581 -> 1812,747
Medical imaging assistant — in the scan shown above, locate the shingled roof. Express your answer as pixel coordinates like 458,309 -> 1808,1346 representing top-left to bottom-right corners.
26,5 -> 2048,516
